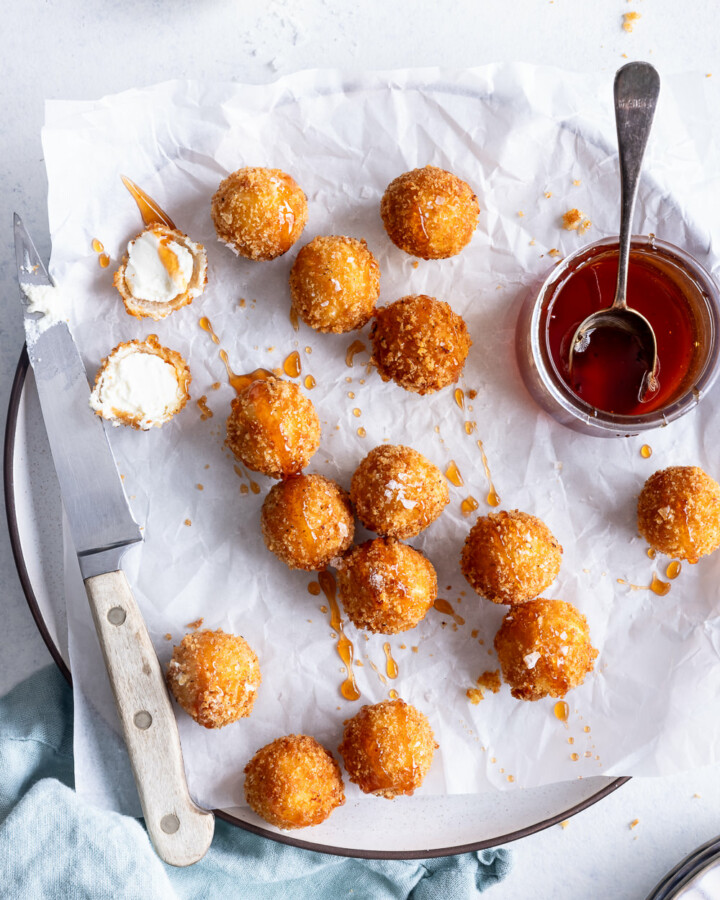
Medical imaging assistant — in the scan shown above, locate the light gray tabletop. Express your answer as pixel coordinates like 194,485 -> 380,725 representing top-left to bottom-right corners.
3,1 -> 720,896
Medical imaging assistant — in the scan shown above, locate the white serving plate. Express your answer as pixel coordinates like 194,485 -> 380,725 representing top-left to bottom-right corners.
5,353 -> 627,858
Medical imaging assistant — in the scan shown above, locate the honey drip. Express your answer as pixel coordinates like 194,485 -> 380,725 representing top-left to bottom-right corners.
389,689 -> 399,700
445,460 -> 464,487
454,388 -> 465,410
464,421 -> 476,435
369,660 -> 387,686
477,440 -> 500,507
233,463 -> 261,495
666,561 -> 682,580
554,700 -> 569,722
304,375 -> 316,390
353,408 -> 362,418
289,307 -> 299,331
461,496 -> 479,517
91,238 -> 104,253
357,427 -> 367,438
99,254 -> 110,268
220,350 -> 274,394
345,340 -> 367,368
383,643 -> 399,679
641,444 -> 653,459
199,317 -> 220,345
650,574 -> 671,596
196,396 -> 213,420
121,175 -> 176,228
319,570 -> 360,701
570,753 -> 579,762
647,547 -> 657,560
308,581 -> 321,596
283,350 -> 301,378
434,598 -> 465,627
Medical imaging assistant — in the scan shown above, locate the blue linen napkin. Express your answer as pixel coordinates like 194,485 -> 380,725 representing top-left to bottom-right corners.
0,667 -> 512,898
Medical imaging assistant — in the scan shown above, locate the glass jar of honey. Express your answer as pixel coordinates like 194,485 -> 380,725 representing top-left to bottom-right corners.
516,237 -> 720,436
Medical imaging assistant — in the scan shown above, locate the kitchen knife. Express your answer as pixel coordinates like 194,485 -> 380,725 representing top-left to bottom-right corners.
14,213 -> 214,866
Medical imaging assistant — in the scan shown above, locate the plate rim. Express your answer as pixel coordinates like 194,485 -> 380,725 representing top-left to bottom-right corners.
4,346 -> 630,858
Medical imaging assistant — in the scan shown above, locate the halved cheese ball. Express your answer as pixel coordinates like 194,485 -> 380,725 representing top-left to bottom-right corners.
113,225 -> 207,320
89,336 -> 190,430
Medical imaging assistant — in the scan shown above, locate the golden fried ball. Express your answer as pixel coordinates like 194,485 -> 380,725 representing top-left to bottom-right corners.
338,700 -> 437,799
336,537 -> 437,633
460,510 -> 563,605
211,167 -> 308,261
637,465 -> 720,562
226,378 -> 320,479
289,235 -> 380,333
244,735 -> 345,829
370,295 -> 472,394
166,629 -> 261,729
350,444 -> 449,539
494,599 -> 598,702
380,165 -> 480,259
261,474 -> 354,571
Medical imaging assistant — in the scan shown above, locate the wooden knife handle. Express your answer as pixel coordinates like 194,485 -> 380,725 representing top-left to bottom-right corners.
84,570 -> 214,866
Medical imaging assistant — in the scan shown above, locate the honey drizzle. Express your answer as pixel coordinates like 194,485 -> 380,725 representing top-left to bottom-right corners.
666,561 -> 682,579
319,571 -> 360,701
445,460 -> 464,487
304,375 -> 316,390
91,238 -> 104,253
477,440 -> 500,506
640,444 -> 653,459
289,307 -> 300,332
99,254 -> 110,268
554,700 -> 569,722
121,175 -> 176,228
199,317 -> 220,345
220,350 -> 274,394
233,463 -> 261,495
433,598 -> 465,627
461,496 -> 479,517
454,388 -> 465,410
647,547 -> 657,560
283,350 -> 301,378
196,396 -> 213,420
383,643 -> 399,679
345,340 -> 367,368
617,575 -> 671,596
389,689 -> 399,700
369,660 -> 387,686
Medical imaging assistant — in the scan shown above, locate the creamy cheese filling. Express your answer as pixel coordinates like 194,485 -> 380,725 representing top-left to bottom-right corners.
125,231 -> 194,303
90,348 -> 182,428
21,283 -> 67,335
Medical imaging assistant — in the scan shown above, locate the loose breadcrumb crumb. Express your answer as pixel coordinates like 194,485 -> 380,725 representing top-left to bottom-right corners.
572,179 -> 582,186
477,670 -> 502,693
562,208 -> 592,234
164,633 -> 172,641
629,818 -> 640,829
466,688 -> 483,705
548,248 -> 562,258
544,192 -> 552,199
517,211 -> 525,217
560,820 -> 570,829
623,11 -> 641,32
185,617 -> 204,630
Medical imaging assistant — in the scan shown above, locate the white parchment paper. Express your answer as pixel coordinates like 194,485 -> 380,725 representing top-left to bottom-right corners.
41,67 -> 720,816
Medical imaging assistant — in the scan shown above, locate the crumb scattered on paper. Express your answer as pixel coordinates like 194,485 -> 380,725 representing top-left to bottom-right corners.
623,11 -> 641,32
629,818 -> 639,830
562,208 -> 592,234
185,617 -> 204,630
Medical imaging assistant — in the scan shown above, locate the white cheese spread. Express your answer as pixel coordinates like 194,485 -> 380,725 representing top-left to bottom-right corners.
21,283 -> 67,335
89,347 -> 182,429
125,231 -> 194,303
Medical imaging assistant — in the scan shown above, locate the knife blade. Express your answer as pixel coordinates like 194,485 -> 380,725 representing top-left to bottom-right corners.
14,214 -> 214,866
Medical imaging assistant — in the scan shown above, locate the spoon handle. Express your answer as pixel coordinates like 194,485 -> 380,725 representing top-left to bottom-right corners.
613,62 -> 660,310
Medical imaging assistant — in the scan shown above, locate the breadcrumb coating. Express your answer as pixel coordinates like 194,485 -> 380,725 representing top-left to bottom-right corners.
113,224 -> 207,320
460,510 -> 563,605
261,474 -> 354,570
166,629 -> 261,728
290,235 -> 380,333
338,699 -> 437,798
226,378 -> 320,479
637,466 -> 720,562
211,167 -> 308,261
244,734 -> 345,829
494,599 -> 597,701
336,537 -> 437,633
370,295 -> 472,394
380,166 -> 480,259
350,444 -> 449,539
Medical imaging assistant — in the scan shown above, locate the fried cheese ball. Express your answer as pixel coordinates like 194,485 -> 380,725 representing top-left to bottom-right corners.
244,735 -> 345,829
460,510 -> 563,605
211,167 -> 308,261
494,599 -> 598,702
350,444 -> 449,539
637,465 -> 720,562
261,474 -> 354,570
289,235 -> 380,333
380,165 -> 480,259
370,295 -> 472,394
226,378 -> 320,479
338,700 -> 437,799
336,537 -> 437,633
166,629 -> 261,729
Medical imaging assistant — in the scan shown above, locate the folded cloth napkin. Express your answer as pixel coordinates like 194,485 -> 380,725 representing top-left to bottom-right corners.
0,667 -> 512,899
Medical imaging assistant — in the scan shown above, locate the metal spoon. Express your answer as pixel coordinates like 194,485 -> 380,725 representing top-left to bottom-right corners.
568,62 -> 661,400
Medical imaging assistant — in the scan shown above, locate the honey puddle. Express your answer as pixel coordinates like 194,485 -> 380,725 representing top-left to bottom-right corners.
283,351 -> 301,378
345,340 -> 367,368
91,238 -> 110,268
454,388 -> 465,410
461,496 -> 479,517
319,570 -> 360,701
554,700 -> 569,722
199,317 -> 220,345
304,375 -> 316,390
617,575 -> 671,596
121,175 -> 176,228
666,561 -> 682,579
383,643 -> 399,679
233,464 -> 260,495
445,460 -> 464,487
640,444 -> 653,459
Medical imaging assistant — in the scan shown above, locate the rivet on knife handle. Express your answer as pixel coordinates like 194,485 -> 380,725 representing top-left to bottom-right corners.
84,570 -> 214,866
